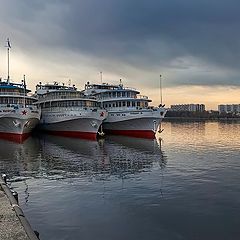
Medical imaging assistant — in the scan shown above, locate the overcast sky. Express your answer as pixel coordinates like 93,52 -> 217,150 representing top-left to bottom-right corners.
0,0 -> 239,109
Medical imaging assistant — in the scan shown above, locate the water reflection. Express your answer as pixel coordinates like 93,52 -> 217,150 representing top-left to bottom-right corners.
0,137 -> 41,176
160,120 -> 240,153
38,134 -> 166,180
2,121 -> 240,240
0,134 -> 166,181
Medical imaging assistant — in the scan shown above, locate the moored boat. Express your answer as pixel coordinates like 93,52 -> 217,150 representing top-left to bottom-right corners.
84,80 -> 167,138
0,39 -> 41,142
35,82 -> 107,140
0,79 -> 41,142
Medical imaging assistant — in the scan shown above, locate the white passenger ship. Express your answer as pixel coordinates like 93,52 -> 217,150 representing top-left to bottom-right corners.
84,81 -> 167,138
0,39 -> 40,142
35,82 -> 107,140
0,78 -> 41,142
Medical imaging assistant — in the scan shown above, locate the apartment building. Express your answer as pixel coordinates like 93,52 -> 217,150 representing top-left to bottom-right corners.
170,104 -> 206,112
218,104 -> 240,114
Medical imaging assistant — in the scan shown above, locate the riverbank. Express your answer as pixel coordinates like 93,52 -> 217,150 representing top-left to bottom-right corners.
164,117 -> 240,121
0,175 -> 39,240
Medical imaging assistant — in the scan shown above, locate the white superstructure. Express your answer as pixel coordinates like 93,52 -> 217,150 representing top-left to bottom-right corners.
84,81 -> 167,138
0,79 -> 41,142
35,82 -> 107,140
0,38 -> 40,142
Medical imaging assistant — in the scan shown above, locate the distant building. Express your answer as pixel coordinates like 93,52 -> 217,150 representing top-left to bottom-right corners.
218,104 -> 240,114
170,104 -> 205,112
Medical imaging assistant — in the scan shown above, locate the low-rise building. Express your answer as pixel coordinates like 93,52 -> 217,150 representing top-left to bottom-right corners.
170,104 -> 205,112
218,104 -> 240,114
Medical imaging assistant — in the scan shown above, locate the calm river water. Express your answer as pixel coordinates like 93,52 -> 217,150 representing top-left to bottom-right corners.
0,121 -> 240,240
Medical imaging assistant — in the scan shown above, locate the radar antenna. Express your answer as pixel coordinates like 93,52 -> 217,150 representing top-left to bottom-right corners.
6,38 -> 11,84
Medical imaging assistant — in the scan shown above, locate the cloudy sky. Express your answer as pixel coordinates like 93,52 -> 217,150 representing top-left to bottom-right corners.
0,0 -> 239,109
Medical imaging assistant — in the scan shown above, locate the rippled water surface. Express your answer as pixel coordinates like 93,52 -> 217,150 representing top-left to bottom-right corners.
0,121 -> 240,240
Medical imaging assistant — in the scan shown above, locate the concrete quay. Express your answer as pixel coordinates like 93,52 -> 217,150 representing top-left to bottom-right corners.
0,175 -> 39,240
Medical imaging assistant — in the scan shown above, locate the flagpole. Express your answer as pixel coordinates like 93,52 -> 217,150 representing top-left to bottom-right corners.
100,71 -> 103,84
160,74 -> 163,105
6,38 -> 11,84
23,75 -> 26,107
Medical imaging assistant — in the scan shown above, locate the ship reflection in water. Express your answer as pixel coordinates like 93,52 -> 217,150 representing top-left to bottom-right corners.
0,136 -> 41,176
1,121 -> 240,240
0,133 -> 167,181
39,134 -> 166,180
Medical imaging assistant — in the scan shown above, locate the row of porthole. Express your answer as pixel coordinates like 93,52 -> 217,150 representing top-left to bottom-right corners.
110,113 -> 126,116
48,114 -> 78,117
2,109 -> 13,112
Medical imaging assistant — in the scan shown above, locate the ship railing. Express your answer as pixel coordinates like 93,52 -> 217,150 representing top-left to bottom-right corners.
136,95 -> 149,100
0,104 -> 39,109
96,95 -> 145,100
38,95 -> 96,101
121,86 -> 137,91
42,106 -> 98,112
0,92 -> 27,96
107,106 -> 148,111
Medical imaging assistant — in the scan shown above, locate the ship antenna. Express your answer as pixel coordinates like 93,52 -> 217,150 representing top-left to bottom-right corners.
159,74 -> 163,106
22,74 -> 26,107
6,38 -> 11,84
100,71 -> 103,84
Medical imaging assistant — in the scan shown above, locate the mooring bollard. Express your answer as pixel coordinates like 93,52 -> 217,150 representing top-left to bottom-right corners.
12,191 -> 19,204
2,174 -> 7,183
0,173 -> 40,240
34,230 -> 40,239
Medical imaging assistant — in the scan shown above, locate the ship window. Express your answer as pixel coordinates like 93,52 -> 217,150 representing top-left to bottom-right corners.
127,101 -> 130,107
122,92 -> 125,97
137,102 -> 140,107
117,92 -> 121,97
127,92 -> 130,97
109,103 -> 111,108
140,102 -> 145,108
132,101 -> 136,107
113,103 -> 115,107
119,102 -> 121,107
112,92 -> 116,97
52,102 -> 57,107
123,101 -> 126,107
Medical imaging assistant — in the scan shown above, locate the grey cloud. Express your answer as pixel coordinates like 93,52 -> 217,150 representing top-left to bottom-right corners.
1,0 -> 240,87
58,1 -> 240,75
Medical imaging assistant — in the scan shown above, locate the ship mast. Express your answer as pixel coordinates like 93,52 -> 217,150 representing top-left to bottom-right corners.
100,71 -> 103,84
23,74 -> 26,107
6,38 -> 11,84
159,74 -> 163,105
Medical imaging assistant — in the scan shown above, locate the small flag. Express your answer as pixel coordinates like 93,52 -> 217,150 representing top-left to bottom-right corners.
7,38 -> 11,48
